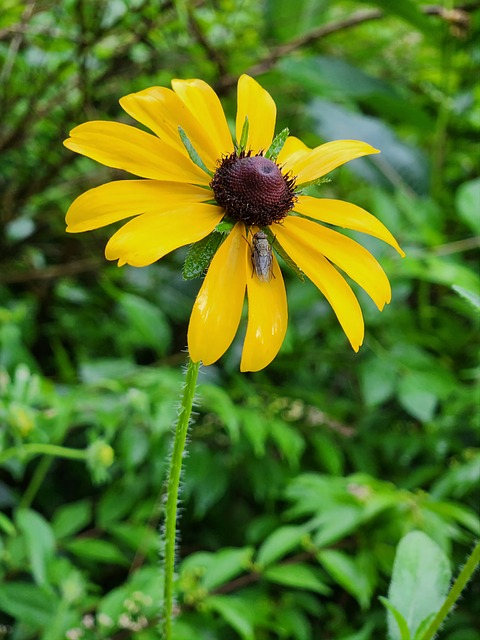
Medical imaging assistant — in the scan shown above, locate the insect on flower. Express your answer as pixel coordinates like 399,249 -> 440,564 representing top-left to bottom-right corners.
251,230 -> 274,283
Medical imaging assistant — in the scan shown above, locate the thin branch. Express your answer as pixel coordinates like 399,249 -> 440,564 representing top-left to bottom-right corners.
187,8 -> 228,78
431,236 -> 480,256
218,3 -> 478,90
0,0 -> 36,86
0,257 -> 102,284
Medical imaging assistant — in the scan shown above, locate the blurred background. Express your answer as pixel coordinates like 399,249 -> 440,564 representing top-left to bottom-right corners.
0,1 -> 479,639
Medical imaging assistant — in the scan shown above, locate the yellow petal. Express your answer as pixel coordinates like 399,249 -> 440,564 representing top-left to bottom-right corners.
295,195 -> 405,256
284,139 -> 380,185
277,136 -> 310,166
64,121 -> 210,184
240,252 -> 287,372
273,223 -> 364,351
281,216 -> 391,310
188,223 -> 248,366
66,180 -> 210,232
171,79 -> 234,159
104,203 -> 223,267
119,87 -> 221,170
236,74 -> 276,154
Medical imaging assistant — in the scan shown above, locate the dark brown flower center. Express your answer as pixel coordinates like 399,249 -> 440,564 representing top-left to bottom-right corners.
210,152 -> 296,226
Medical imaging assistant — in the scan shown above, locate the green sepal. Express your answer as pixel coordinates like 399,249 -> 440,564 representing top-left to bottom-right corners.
263,226 -> 305,282
265,127 -> 289,160
178,126 -> 214,177
215,219 -> 235,233
296,176 -> 331,191
182,231 -> 225,280
237,116 -> 249,154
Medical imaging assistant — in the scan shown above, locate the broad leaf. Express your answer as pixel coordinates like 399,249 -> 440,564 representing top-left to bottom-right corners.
257,525 -> 307,567
264,562 -> 331,594
52,499 -> 92,539
16,509 -> 55,587
316,549 -> 372,609
201,547 -> 253,591
206,595 -> 256,640
385,531 -> 451,640
0,582 -> 55,628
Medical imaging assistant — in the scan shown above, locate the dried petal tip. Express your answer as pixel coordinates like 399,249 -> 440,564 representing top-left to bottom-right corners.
211,152 -> 296,226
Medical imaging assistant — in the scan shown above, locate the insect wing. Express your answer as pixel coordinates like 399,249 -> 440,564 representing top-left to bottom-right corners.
252,231 -> 273,283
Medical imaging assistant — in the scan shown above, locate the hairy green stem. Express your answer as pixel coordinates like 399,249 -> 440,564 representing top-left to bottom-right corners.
422,540 -> 480,640
161,356 -> 200,639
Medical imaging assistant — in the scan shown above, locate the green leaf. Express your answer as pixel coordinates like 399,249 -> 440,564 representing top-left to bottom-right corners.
118,293 -> 171,354
182,442 -> 228,518
0,582 -> 56,628
275,606 -> 312,640
52,499 -> 92,539
316,549 -> 372,609
404,255 -> 480,293
200,547 -> 253,591
456,178 -> 480,234
206,595 -> 256,640
198,383 -> 240,442
379,597 -> 411,640
386,531 -> 452,640
97,482 -> 144,528
360,358 -> 397,407
257,525 -> 307,567
356,0 -> 436,37
110,522 -> 159,555
182,231 -> 224,280
240,408 -> 270,457
413,613 -> 437,640
263,562 -> 331,594
265,127 -> 289,160
0,512 -> 15,536
425,501 -> 480,536
452,285 -> 480,311
99,566 -> 162,621
431,453 -> 480,500
312,504 -> 364,548
280,56 -> 393,99
16,508 -> 55,586
397,372 -> 439,422
341,621 -> 377,640
264,0 -> 330,41
64,538 -> 128,566
280,56 -> 433,129
270,419 -> 305,467
307,99 -> 430,195
311,432 -> 345,476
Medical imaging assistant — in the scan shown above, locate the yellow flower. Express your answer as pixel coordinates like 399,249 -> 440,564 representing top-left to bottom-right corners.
64,75 -> 404,372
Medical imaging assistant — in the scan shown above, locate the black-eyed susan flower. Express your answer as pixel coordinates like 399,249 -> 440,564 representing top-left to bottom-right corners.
64,75 -> 404,372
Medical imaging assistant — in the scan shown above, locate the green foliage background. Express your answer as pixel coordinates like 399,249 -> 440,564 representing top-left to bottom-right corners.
0,1 -> 479,638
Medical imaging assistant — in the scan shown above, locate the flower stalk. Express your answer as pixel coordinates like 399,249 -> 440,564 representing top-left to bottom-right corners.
161,356 -> 200,639
0,442 -> 88,465
421,540 -> 480,640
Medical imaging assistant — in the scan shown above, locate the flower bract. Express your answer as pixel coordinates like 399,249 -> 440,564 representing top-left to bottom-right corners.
64,74 -> 404,371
